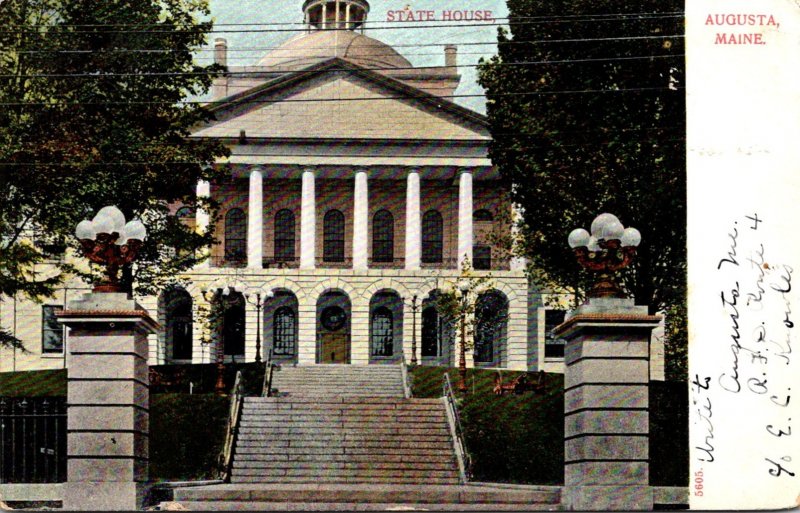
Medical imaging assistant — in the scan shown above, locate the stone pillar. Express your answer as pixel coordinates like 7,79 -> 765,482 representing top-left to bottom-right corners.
300,169 -> 316,269
196,180 -> 210,268
404,170 -> 421,270
322,3 -> 327,29
553,297 -> 660,511
247,168 -> 263,269
58,293 -> 157,511
345,3 -> 351,29
457,170 -> 473,267
353,170 -> 369,270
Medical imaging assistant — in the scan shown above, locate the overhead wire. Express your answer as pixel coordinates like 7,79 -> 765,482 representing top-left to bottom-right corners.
0,54 -> 683,79
1,11 -> 685,30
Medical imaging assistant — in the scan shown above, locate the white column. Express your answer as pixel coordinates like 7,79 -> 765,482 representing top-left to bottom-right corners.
322,3 -> 327,29
405,170 -> 421,270
457,170 -> 474,267
510,203 -> 527,271
353,170 -> 369,270
196,180 -> 211,268
345,3 -> 351,28
247,169 -> 263,269
300,170 -> 316,269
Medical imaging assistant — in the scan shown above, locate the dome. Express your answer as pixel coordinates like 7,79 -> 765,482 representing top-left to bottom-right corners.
257,30 -> 412,71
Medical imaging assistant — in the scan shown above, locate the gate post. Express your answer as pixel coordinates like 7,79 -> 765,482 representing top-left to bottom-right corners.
554,297 -> 660,510
58,292 -> 157,511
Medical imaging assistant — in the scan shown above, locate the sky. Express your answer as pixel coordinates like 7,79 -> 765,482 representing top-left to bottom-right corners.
204,0 -> 510,113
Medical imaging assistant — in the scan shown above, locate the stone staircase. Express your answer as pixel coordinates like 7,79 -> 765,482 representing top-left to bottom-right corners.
268,364 -> 406,397
231,395 -> 460,484
165,364 -> 563,510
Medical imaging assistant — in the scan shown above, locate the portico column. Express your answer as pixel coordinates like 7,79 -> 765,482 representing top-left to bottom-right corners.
353,170 -> 369,270
457,170 -> 473,267
247,169 -> 263,269
345,3 -> 351,28
322,3 -> 327,29
196,180 -> 210,268
405,170 -> 421,270
300,170 -> 316,269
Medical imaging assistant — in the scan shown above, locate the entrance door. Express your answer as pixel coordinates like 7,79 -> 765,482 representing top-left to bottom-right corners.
320,333 -> 348,363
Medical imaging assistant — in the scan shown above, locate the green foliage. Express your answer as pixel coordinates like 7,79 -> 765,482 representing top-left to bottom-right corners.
149,362 -> 267,396
411,366 -> 565,484
410,366 -> 686,486
0,368 -> 67,396
149,393 -> 228,481
0,0 -> 230,347
477,0 -> 686,317
428,259 -> 496,351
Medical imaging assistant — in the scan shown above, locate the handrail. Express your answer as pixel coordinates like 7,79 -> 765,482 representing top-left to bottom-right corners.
399,352 -> 412,399
218,370 -> 244,482
442,373 -> 472,483
261,347 -> 277,397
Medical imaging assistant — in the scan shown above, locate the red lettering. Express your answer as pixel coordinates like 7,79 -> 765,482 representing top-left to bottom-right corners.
442,10 -> 452,21
386,10 -> 396,22
484,11 -> 494,21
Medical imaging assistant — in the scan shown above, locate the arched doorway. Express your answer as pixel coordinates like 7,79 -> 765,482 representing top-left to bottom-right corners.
420,291 -> 454,367
210,290 -> 246,362
316,290 -> 351,364
368,290 -> 403,364
474,290 -> 508,367
160,287 -> 193,362
264,290 -> 299,364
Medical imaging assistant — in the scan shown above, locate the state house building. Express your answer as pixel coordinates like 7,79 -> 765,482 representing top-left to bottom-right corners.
0,0 -> 665,378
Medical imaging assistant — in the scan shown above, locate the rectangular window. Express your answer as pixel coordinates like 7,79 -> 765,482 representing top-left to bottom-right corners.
473,245 -> 491,270
42,305 -> 64,354
543,309 -> 566,358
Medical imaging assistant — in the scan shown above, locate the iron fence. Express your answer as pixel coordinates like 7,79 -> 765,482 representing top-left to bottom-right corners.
0,397 -> 67,484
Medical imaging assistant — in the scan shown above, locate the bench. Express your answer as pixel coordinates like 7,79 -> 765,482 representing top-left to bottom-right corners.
493,370 -> 547,395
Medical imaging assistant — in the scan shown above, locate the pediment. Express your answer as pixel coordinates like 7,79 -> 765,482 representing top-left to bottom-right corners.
192,60 -> 489,141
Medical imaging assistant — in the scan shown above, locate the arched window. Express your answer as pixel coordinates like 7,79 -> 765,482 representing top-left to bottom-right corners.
474,291 -> 508,365
165,288 -> 193,360
473,209 -> 494,222
421,306 -> 439,357
370,306 -> 393,357
372,210 -> 394,263
273,306 -> 296,357
323,209 -> 345,262
222,293 -> 245,357
274,209 -> 295,262
224,208 -> 246,264
422,210 -> 443,264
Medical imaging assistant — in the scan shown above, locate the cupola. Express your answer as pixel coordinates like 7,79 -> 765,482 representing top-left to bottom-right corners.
303,0 -> 370,32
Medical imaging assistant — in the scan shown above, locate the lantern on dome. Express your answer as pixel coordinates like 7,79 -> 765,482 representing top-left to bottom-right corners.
567,213 -> 641,298
74,206 -> 147,293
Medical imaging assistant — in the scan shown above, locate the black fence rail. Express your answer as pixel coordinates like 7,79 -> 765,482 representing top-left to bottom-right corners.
0,397 -> 67,484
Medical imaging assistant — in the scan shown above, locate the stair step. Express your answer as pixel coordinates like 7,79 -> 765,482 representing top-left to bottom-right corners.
231,474 -> 459,485
173,484 -> 562,505
244,397 -> 440,405
234,447 -> 455,456
174,501 -> 559,511
234,453 -> 456,463
233,461 -> 456,470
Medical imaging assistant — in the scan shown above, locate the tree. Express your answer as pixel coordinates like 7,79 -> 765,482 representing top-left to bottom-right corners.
431,260 -> 497,393
477,0 -> 686,375
0,0 -> 230,347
